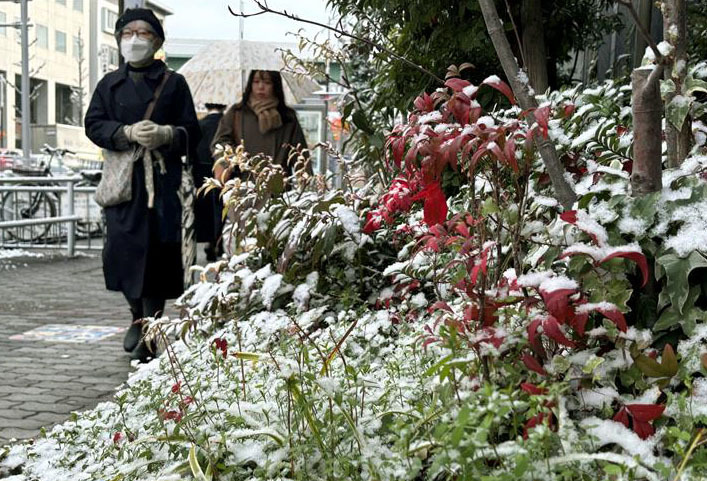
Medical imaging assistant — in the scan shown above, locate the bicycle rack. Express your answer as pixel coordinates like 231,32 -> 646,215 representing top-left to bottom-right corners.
0,176 -> 103,256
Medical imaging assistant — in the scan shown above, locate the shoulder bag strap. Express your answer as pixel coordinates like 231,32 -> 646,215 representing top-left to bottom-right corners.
143,70 -> 172,121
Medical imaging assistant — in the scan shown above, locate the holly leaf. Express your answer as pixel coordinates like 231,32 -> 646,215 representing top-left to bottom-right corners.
685,75 -> 707,96
656,251 -> 707,314
666,95 -> 692,130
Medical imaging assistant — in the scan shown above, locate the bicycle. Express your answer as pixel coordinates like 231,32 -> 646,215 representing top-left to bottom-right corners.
0,144 -> 103,242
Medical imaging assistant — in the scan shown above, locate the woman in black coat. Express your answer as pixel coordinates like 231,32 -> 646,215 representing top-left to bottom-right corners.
84,8 -> 200,361
194,103 -> 226,261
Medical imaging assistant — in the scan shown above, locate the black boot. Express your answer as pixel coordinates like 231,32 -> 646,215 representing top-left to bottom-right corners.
123,310 -> 143,353
130,339 -> 157,363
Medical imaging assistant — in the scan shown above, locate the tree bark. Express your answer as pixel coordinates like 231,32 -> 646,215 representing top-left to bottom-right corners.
521,0 -> 549,93
478,0 -> 575,209
631,67 -> 663,195
663,0 -> 691,168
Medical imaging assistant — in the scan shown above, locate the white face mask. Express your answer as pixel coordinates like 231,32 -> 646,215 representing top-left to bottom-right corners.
120,36 -> 155,63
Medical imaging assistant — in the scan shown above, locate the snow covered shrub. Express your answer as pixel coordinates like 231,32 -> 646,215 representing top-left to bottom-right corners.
4,67 -> 707,481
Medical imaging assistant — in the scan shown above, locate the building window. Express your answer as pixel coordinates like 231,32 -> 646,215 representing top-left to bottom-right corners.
55,83 -> 80,126
55,30 -> 66,53
0,12 -> 6,37
73,0 -> 83,11
36,25 -> 48,49
101,8 -> 118,34
14,17 -> 19,44
72,35 -> 81,58
56,0 -> 66,5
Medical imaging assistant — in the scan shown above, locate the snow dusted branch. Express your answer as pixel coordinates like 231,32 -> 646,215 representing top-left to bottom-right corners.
617,0 -> 665,65
477,0 -> 576,209
228,0 -> 445,84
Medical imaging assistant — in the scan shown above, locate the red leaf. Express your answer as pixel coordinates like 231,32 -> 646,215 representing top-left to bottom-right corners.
626,404 -> 665,422
534,104 -> 551,139
428,301 -> 453,314
632,420 -> 655,440
595,305 -> 628,332
527,318 -> 544,354
411,182 -> 448,227
563,103 -> 576,117
560,210 -> 578,224
599,251 -> 649,287
503,138 -> 518,172
542,316 -> 576,348
541,288 -> 576,324
445,77 -> 471,92
482,75 -> 516,104
521,382 -> 548,395
454,222 -> 470,238
414,92 -> 435,112
392,137 -> 405,168
522,353 -> 547,376
612,407 -> 630,427
570,311 -> 589,336
449,95 -> 471,124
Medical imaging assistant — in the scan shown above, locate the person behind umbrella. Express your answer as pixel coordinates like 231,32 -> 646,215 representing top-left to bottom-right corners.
194,102 -> 226,261
84,8 -> 200,362
210,70 -> 309,181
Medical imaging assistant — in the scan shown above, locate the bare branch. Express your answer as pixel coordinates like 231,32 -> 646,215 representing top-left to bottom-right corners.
228,0 -> 444,84
616,0 -> 663,63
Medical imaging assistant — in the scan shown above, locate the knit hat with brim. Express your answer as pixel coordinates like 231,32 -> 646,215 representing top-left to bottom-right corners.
115,8 -> 165,41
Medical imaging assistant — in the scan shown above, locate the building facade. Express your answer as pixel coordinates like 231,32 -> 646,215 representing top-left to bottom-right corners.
0,0 -> 170,159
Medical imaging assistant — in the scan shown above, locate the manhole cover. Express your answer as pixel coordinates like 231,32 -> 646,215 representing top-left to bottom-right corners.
9,324 -> 126,343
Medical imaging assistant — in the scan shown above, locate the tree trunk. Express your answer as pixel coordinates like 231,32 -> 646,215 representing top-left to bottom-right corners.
631,67 -> 663,195
477,0 -> 575,209
663,0 -> 691,167
521,0 -> 549,93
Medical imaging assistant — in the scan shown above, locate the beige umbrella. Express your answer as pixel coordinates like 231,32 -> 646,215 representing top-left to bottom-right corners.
177,40 -> 320,112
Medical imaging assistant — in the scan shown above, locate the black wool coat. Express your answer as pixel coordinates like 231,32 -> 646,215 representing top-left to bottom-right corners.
84,61 -> 201,299
194,112 -> 223,242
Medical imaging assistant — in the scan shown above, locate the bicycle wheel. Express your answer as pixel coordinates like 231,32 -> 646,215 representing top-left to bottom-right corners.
0,191 -> 58,242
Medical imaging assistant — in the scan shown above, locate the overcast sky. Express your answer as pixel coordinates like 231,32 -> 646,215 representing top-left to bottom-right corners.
162,0 -> 333,43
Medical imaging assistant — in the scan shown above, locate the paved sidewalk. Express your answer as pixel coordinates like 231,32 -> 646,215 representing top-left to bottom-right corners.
0,253 -> 178,444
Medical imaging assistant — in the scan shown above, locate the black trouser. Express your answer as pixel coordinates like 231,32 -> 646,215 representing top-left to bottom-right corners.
125,296 -> 165,322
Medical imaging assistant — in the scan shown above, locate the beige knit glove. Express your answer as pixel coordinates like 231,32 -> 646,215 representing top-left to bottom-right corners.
134,121 -> 173,150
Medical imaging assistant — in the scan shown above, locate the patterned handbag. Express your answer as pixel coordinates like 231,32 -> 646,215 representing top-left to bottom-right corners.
94,146 -> 141,207
94,72 -> 171,208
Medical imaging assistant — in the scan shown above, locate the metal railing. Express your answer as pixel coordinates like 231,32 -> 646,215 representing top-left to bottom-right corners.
0,176 -> 104,256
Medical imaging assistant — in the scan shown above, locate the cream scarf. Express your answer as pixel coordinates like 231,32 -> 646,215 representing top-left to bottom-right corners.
247,97 -> 282,134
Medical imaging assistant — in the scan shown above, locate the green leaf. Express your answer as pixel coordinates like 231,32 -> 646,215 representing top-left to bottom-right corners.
189,445 -> 208,481
352,110 -> 374,135
634,354 -> 669,378
666,95 -> 693,130
660,79 -> 676,98
685,75 -> 707,96
662,344 -> 678,376
655,251 -> 707,314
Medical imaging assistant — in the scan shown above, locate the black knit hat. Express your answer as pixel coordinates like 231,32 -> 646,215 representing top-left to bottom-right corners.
115,8 -> 165,41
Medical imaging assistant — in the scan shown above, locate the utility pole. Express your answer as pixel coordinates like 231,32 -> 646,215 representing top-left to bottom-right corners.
20,0 -> 29,164
0,0 -> 32,164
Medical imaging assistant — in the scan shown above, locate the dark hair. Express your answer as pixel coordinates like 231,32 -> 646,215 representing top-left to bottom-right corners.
241,70 -> 295,121
204,103 -> 226,111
